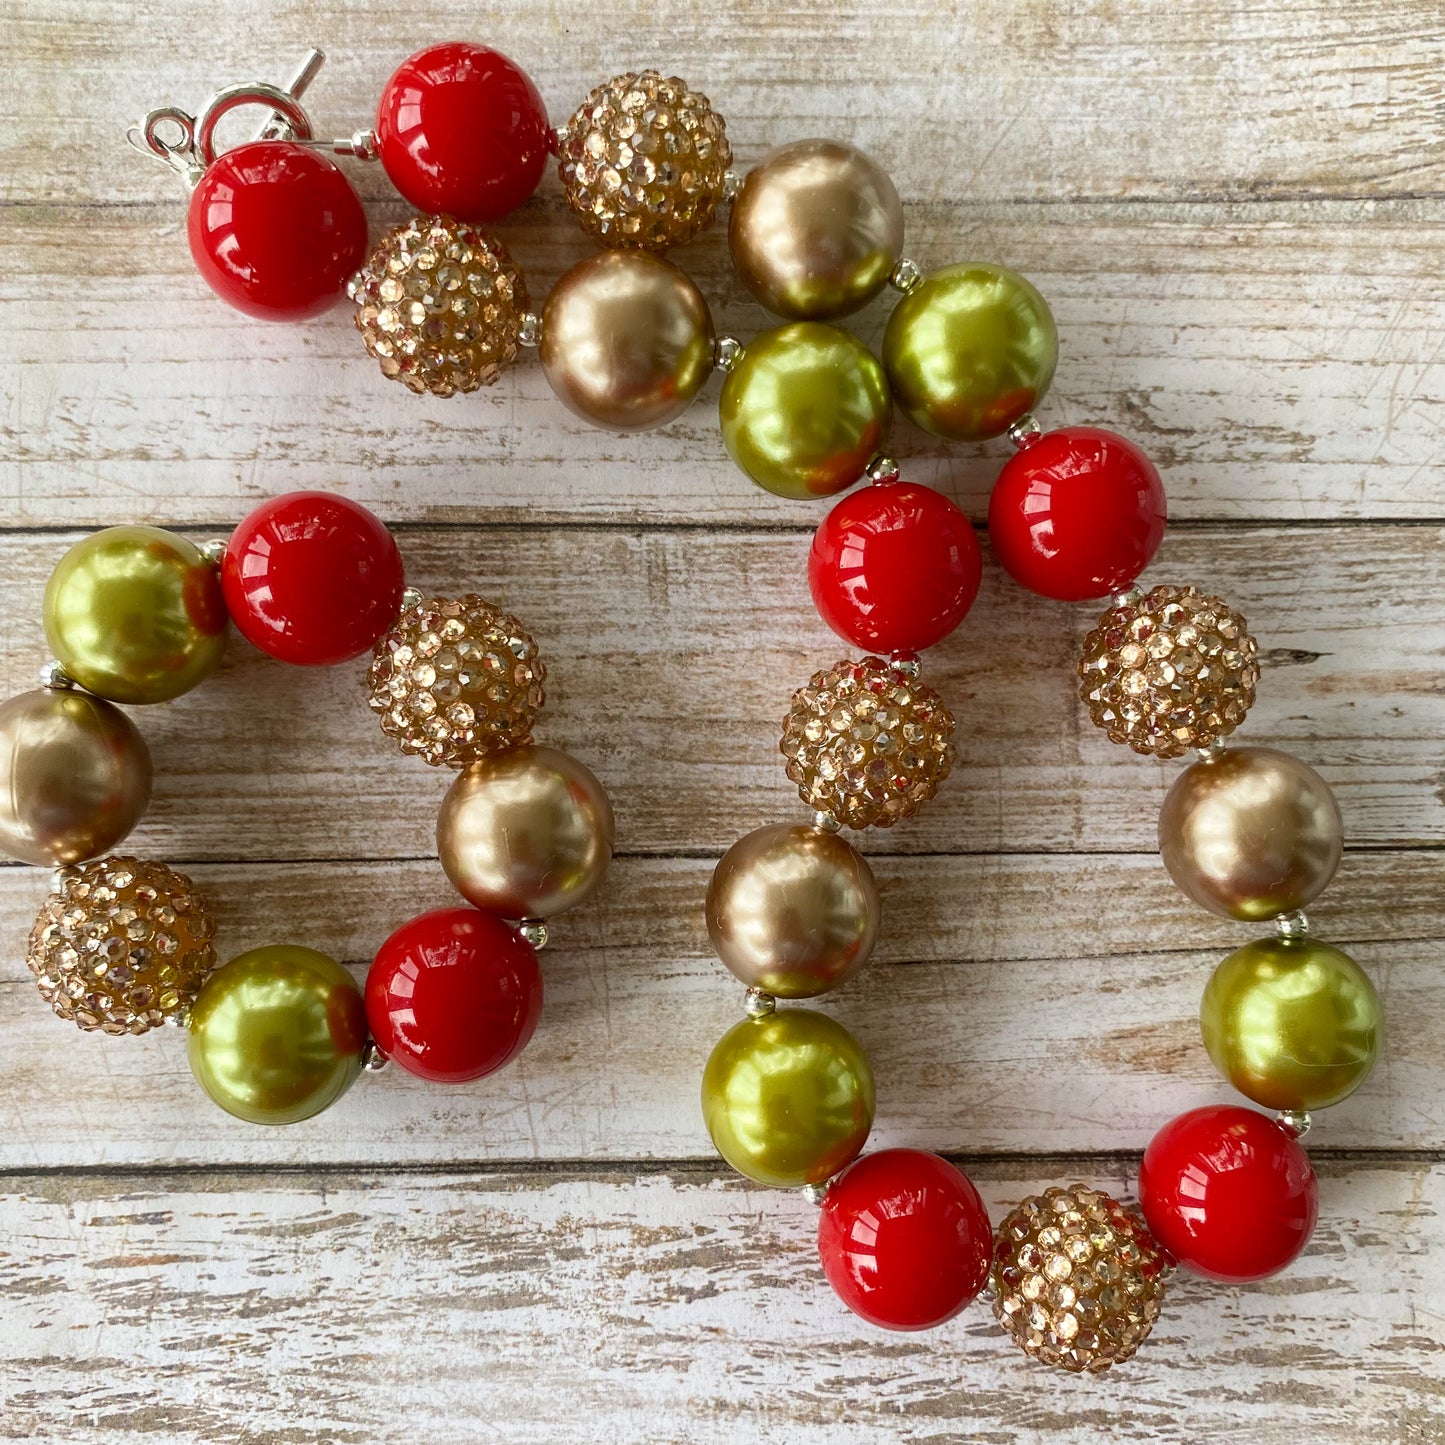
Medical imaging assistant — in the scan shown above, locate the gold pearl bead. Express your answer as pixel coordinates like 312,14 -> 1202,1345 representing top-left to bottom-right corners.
706,824 -> 879,998
1160,746 -> 1343,920
438,744 -> 614,920
540,252 -> 714,431
729,139 -> 904,320
0,688 -> 152,865
352,216 -> 528,397
557,71 -> 731,251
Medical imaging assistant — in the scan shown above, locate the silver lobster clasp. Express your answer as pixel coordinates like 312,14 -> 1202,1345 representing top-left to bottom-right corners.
125,48 -> 326,188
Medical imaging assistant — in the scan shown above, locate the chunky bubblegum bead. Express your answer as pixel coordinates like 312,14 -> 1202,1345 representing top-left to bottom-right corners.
818,1150 -> 991,1330
375,42 -> 549,224
991,1184 -> 1167,1373
809,480 -> 982,653
187,141 -> 368,321
365,907 -> 542,1084
989,427 -> 1167,602
1138,1104 -> 1318,1282
222,492 -> 405,666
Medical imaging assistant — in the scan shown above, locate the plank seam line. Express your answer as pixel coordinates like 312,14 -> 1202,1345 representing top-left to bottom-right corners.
3,191 -> 1445,212
1,519 -> 1443,539
0,1147 -> 1439,1184
3,844 -> 1439,872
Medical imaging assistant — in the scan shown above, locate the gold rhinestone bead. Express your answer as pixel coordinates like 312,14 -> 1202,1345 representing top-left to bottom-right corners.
1078,584 -> 1260,758
780,657 -> 956,829
27,856 -> 217,1035
351,215 -> 528,397
991,1185 -> 1169,1374
366,595 -> 545,766
557,71 -> 732,251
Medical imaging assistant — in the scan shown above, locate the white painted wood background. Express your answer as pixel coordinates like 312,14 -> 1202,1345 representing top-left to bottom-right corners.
2,1 -> 1443,1440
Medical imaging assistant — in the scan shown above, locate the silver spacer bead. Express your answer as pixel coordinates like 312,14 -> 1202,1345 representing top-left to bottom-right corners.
1276,1108 -> 1312,1139
1194,737 -> 1228,763
361,1040 -> 390,1073
864,455 -> 900,485
810,810 -> 842,834
1006,413 -> 1043,450
168,1002 -> 194,1030
713,335 -> 743,373
978,1281 -> 997,1304
518,919 -> 549,951
744,986 -> 776,1018
888,258 -> 922,294
888,652 -> 921,680
199,539 -> 227,567
38,660 -> 76,690
517,311 -> 541,348
1275,909 -> 1310,938
51,864 -> 77,893
399,586 -> 424,613
345,270 -> 364,301
721,168 -> 742,202
1112,585 -> 1145,608
348,128 -> 378,161
802,1179 -> 833,1206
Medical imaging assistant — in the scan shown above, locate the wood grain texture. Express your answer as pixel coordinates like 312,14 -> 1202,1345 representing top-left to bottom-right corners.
3,0 -> 1443,1437
1,1162 -> 1442,1445
5,199 -> 1443,526
0,851 -> 1437,1167
1,523 -> 1441,861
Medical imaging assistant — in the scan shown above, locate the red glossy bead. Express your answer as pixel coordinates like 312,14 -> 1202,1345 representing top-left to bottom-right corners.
187,141 -> 367,321
366,907 -> 542,1084
221,492 -> 405,666
376,42 -> 549,223
1138,1104 -> 1319,1282
818,1149 -> 992,1330
988,426 -> 1167,601
808,481 -> 983,653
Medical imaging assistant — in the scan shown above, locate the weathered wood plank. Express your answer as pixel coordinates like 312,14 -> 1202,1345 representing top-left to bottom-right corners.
0,852 -> 1432,1166
0,524 -> 1438,860
4,0 -> 1442,1430
7,0 -> 1445,205
1,1160 -> 1440,1444
4,201 -> 1443,525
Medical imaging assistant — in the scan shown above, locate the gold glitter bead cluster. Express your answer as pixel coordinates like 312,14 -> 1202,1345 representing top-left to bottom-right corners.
27,856 -> 217,1035
557,71 -> 732,251
1078,585 -> 1260,759
780,658 -> 956,829
991,1185 -> 1169,1374
367,595 -> 546,767
351,216 -> 528,397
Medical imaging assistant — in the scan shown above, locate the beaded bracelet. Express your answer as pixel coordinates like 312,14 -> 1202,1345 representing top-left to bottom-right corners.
4,498 -> 614,1115
5,40 -> 1382,1376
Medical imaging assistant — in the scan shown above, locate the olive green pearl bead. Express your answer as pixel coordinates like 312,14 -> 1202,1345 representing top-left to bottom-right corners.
719,323 -> 892,500
44,525 -> 227,704
701,1007 -> 875,1187
188,945 -> 367,1125
1200,935 -> 1382,1112
882,262 -> 1058,441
